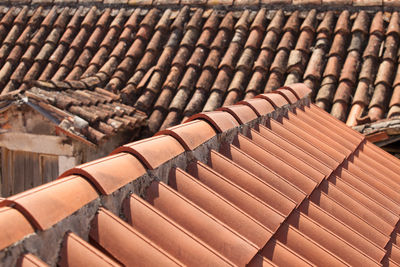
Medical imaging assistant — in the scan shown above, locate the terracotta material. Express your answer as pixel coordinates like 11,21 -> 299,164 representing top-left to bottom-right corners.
308,103 -> 366,140
247,128 -> 333,176
256,92 -> 289,108
235,133 -> 325,185
1,175 -> 98,230
187,160 -> 286,232
284,111 -> 353,157
208,150 -> 297,215
293,107 -> 362,149
124,194 -> 234,266
219,143 -> 306,203
0,207 -> 34,250
90,208 -> 182,266
283,84 -> 312,99
218,105 -> 258,124
145,181 -> 258,265
321,179 -> 393,234
111,135 -> 185,169
17,254 -> 48,267
59,153 -> 146,195
350,150 -> 400,183
236,98 -> 275,117
257,123 -> 339,170
266,118 -> 345,163
342,160 -> 400,206
169,168 -> 273,247
298,199 -> 386,262
229,136 -> 317,195
185,111 -> 240,132
360,141 -> 400,174
271,90 -> 298,104
59,232 -> 120,267
327,174 -> 398,227
2,6 -> 400,135
310,190 -> 389,248
285,212 -> 379,266
272,223 -> 350,265
335,167 -> 400,215
259,239 -> 314,266
156,120 -> 216,150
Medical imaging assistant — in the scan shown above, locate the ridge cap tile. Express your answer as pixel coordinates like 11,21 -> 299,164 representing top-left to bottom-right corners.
184,111 -> 240,133
280,84 -> 312,99
237,98 -> 275,116
110,135 -> 185,169
1,175 -> 98,230
271,90 -> 298,104
155,120 -> 216,151
59,152 -> 146,195
0,207 -> 35,251
218,104 -> 259,124
256,92 -> 290,108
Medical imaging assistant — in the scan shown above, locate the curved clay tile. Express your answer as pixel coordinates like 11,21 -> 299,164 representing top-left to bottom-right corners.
316,11 -> 335,36
351,11 -> 370,35
283,10 -> 300,33
300,9 -> 317,33
334,10 -> 350,35
369,11 -> 384,36
386,12 -> 400,37
267,9 -> 285,34
249,8 -> 266,32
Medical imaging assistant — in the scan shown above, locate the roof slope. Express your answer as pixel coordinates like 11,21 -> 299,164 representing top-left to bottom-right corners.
1,6 -> 400,140
1,84 -> 400,266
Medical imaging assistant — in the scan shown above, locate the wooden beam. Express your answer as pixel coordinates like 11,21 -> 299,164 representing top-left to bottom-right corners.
0,132 -> 73,156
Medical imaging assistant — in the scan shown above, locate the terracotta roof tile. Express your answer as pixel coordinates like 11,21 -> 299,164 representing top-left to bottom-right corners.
156,119 -> 216,150
59,152 -> 146,195
0,207 -> 34,250
59,232 -> 119,267
112,134 -> 185,169
3,84 -> 400,266
1,3 -> 400,205
17,254 -> 48,267
0,175 -> 98,230
146,180 -> 258,265
90,208 -> 183,266
125,191 -> 234,265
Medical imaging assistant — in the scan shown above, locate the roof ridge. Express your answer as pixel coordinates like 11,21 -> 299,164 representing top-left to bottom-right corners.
0,1 -> 396,9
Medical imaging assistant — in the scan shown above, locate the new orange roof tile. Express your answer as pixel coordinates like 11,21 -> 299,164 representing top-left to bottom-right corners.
169,167 -> 273,247
59,152 -> 146,195
59,232 -> 120,267
124,193 -> 234,266
111,135 -> 185,169
185,111 -> 240,132
145,181 -> 258,265
218,104 -> 258,124
1,175 -> 98,230
256,93 -> 290,109
90,208 -> 183,266
155,120 -> 216,150
0,207 -> 34,250
237,98 -> 275,117
17,254 -> 48,267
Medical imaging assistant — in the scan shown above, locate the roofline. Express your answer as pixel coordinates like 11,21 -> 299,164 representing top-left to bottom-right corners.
0,1 -> 397,10
0,83 -> 312,265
